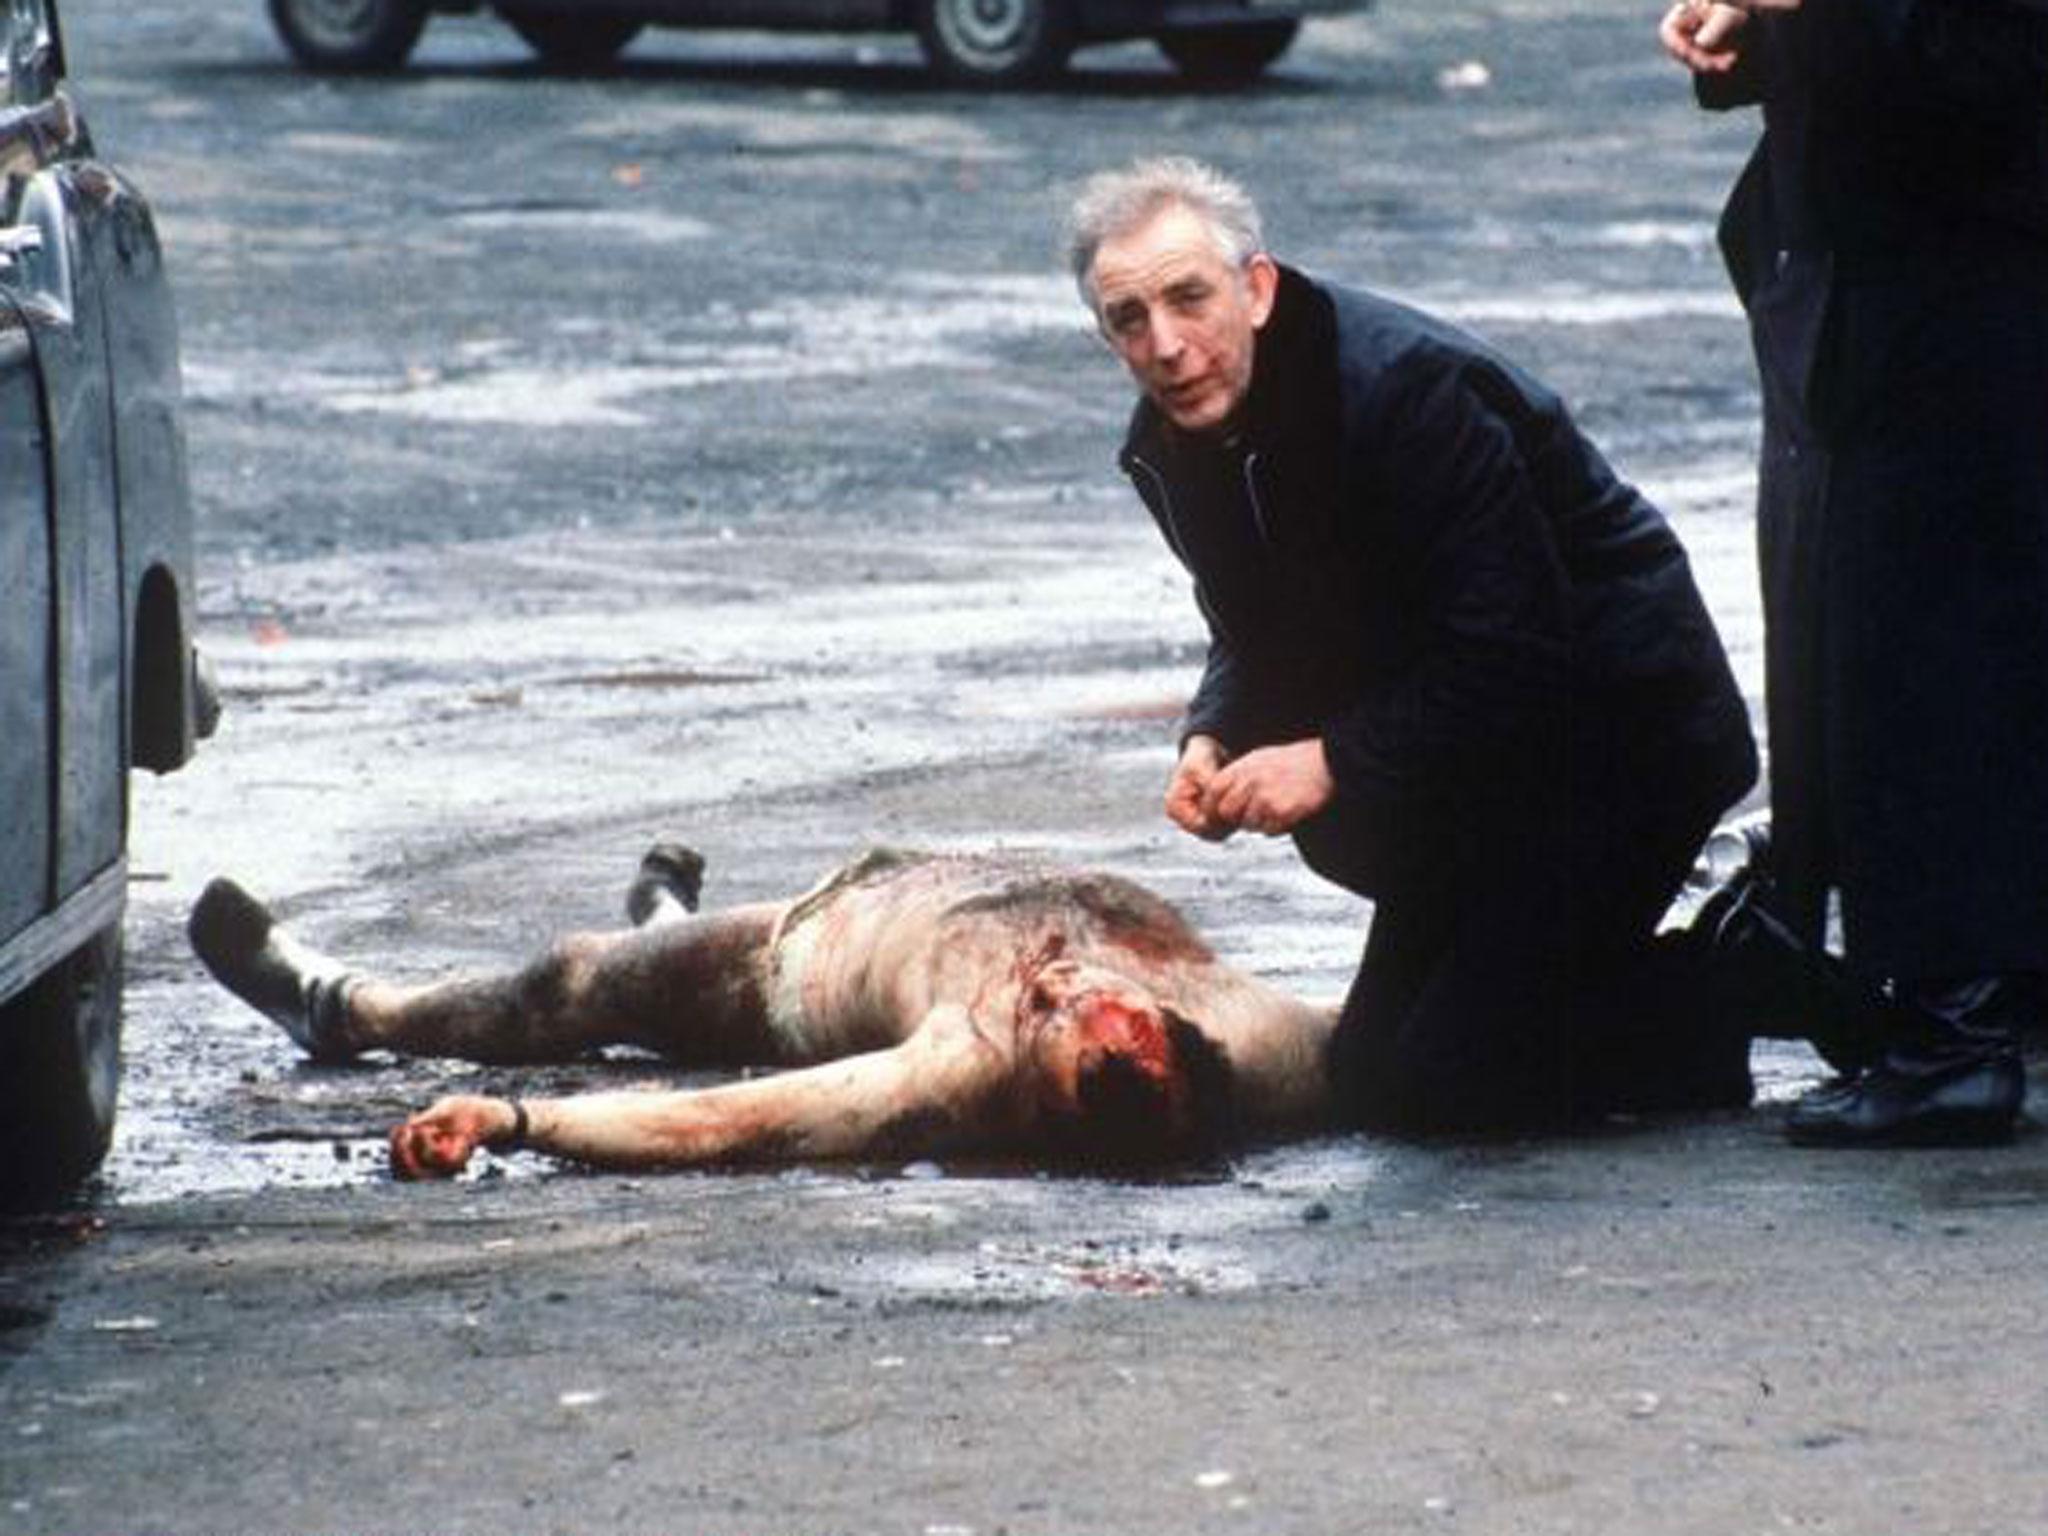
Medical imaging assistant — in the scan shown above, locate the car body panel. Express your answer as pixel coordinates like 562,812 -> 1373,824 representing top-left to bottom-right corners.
0,306 -> 53,943
0,0 -> 202,1012
29,163 -> 128,895
90,160 -> 200,778
427,0 -> 1365,46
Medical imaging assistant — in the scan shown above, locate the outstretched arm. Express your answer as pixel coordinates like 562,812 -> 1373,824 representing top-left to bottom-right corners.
389,1004 -> 1015,1177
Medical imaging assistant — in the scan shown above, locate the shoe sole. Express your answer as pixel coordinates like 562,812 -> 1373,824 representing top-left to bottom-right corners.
1784,1107 -> 2020,1149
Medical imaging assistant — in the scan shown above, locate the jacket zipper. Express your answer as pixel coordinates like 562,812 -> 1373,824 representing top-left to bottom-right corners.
1240,450 -> 1276,548
1126,445 -> 1274,650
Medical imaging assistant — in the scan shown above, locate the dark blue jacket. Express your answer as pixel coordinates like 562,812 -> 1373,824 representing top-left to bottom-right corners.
1120,267 -> 1755,891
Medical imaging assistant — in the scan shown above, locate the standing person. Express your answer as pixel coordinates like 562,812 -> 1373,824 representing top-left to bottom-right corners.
1066,158 -> 1761,1136
1662,0 -> 2048,1145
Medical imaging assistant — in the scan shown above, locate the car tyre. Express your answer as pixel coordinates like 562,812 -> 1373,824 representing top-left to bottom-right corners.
916,0 -> 1073,86
267,0 -> 430,72
1156,19 -> 1299,86
0,925 -> 122,1210
500,9 -> 646,67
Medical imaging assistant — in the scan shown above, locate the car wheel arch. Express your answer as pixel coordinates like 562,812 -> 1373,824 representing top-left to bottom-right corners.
129,563 -> 195,774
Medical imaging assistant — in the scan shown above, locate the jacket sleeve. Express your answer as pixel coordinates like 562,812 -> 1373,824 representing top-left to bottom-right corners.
1181,605 -> 1262,754
1696,1 -> 2048,112
1319,369 -> 1573,816
1847,0 -> 2048,115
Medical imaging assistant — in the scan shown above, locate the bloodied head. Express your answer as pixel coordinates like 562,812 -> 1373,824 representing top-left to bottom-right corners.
1023,962 -> 1237,1164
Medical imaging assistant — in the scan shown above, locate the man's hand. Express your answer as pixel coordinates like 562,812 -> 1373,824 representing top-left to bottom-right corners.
1201,738 -> 1336,838
389,1094 -> 519,1180
1166,734 -> 1235,840
1660,1 -> 1762,73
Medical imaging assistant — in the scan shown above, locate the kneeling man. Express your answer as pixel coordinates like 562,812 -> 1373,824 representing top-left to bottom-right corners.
1070,158 -> 1760,1132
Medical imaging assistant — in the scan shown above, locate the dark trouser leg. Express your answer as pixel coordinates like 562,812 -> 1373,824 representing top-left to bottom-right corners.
1689,863 -> 1887,1073
1331,911 -> 1588,1135
1773,261 -> 2048,1145
1326,895 -> 1562,1135
1528,777 -> 1755,1119
1323,775 -> 1744,1136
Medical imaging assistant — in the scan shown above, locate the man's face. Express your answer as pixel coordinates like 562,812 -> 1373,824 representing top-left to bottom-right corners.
1089,202 -> 1278,436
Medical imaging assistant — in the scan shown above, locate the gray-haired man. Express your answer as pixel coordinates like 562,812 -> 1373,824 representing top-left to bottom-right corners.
1070,157 -> 1761,1134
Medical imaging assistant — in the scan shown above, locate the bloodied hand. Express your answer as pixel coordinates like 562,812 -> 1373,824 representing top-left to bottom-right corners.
389,1094 -> 517,1179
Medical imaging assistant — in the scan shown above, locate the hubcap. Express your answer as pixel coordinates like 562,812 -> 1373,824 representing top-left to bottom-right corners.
289,0 -> 390,49
939,0 -> 1033,59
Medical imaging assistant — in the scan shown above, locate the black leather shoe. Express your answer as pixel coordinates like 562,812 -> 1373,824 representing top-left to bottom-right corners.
1788,974 -> 2035,1147
1785,1045 -> 2024,1148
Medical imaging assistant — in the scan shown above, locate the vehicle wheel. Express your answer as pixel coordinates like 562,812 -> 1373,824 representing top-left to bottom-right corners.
916,0 -> 1074,86
266,0 -> 429,72
1156,19 -> 1299,86
500,9 -> 646,68
0,926 -> 123,1210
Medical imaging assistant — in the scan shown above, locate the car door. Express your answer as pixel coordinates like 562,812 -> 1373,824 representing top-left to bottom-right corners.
0,0 -> 124,911
0,0 -> 204,1204
0,255 -> 52,945
0,0 -> 61,949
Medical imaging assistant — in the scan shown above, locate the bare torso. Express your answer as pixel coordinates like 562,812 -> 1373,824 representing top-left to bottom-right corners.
757,850 -> 1334,1131
191,846 -> 1337,1176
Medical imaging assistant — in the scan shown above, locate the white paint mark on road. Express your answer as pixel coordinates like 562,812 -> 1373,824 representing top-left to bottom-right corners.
182,267 -> 1736,429
446,205 -> 713,244
1402,287 -> 1741,326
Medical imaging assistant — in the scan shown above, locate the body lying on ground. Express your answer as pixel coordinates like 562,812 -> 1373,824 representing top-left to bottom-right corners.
187,845 -> 1340,1179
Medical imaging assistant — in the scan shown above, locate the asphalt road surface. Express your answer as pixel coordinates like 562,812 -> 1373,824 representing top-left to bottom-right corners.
4,3 -> 2046,1532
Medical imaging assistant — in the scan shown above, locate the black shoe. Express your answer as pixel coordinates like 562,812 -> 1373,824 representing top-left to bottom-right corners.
625,842 -> 705,925
1785,1047 -> 2024,1148
1786,974 -> 2029,1148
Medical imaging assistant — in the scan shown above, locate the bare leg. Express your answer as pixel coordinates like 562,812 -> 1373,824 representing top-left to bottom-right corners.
348,907 -> 787,1064
190,877 -> 794,1067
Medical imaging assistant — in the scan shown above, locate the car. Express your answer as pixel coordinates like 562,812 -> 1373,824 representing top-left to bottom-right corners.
266,0 -> 1371,86
0,0 -> 214,1207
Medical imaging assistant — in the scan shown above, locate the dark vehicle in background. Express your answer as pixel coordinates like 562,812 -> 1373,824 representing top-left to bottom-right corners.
268,0 -> 1370,85
1,0 -> 211,1205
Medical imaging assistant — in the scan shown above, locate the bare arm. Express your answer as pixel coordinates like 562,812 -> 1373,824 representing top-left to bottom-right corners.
1182,973 -> 1339,1133
388,1005 -> 1015,1177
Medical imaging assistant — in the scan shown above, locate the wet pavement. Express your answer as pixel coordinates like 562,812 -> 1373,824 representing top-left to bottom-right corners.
101,0 -> 1785,1203
6,2 -> 2048,1531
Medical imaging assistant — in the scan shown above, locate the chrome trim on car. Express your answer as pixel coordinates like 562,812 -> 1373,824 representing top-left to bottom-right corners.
0,88 -> 75,180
